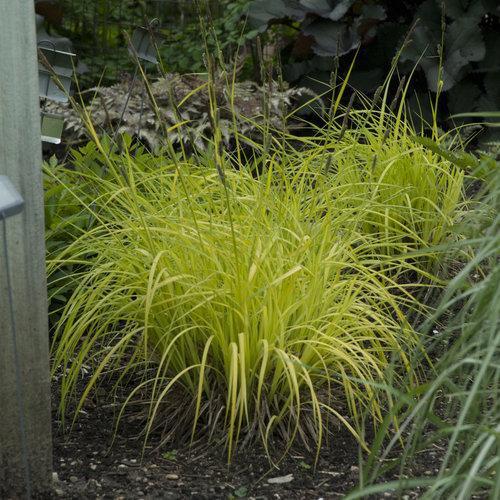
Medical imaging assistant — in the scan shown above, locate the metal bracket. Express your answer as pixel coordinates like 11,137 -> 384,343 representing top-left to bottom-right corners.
38,41 -> 75,102
41,112 -> 64,144
38,70 -> 73,102
130,19 -> 163,64
38,43 -> 75,77
0,176 -> 24,219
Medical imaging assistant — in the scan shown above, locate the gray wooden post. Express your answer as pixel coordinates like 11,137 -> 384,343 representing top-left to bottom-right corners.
0,0 -> 53,496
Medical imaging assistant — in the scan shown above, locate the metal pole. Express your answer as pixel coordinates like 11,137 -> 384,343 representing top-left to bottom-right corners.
0,0 -> 53,497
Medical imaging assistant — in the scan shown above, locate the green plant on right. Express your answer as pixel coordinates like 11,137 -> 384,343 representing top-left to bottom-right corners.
452,110 -> 500,157
347,158 -> 499,499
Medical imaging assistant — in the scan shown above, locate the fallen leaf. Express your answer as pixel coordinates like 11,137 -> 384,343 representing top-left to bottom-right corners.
234,485 -> 248,497
267,473 -> 294,484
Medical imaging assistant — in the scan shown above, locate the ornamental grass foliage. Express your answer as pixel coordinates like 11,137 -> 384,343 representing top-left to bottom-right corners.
46,71 -> 467,463
347,120 -> 500,499
347,160 -> 499,500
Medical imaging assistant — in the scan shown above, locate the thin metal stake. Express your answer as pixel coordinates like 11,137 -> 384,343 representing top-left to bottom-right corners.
112,65 -> 139,146
136,67 -> 147,143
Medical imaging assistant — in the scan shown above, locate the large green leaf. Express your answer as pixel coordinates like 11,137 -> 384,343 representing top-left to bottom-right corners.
298,0 -> 356,20
248,0 -> 497,130
447,80 -> 482,116
446,18 -> 486,70
299,0 -> 332,15
402,1 -> 486,92
478,31 -> 500,73
444,0 -> 486,21
303,18 -> 359,57
360,4 -> 387,21
327,0 -> 356,21
248,0 -> 305,30
400,0 -> 441,64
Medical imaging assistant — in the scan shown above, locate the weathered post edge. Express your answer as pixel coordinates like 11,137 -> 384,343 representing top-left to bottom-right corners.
0,0 -> 53,497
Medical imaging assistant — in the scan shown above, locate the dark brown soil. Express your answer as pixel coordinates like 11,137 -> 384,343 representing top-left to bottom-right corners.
41,385 -> 448,500
48,404 -> 361,499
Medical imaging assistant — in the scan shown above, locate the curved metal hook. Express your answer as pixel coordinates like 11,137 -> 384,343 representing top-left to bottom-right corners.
148,18 -> 160,31
37,39 -> 57,53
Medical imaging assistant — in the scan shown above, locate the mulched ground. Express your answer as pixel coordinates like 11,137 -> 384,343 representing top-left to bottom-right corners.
43,385 -> 446,500
49,405 -> 359,499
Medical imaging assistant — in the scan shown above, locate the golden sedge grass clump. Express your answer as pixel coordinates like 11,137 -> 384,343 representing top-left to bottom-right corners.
49,152 -> 415,460
47,71 -> 466,462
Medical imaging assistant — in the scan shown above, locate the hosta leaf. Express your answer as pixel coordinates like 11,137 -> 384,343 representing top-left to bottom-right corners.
299,0 -> 332,15
402,2 -> 485,92
447,80 -> 482,116
298,0 -> 356,20
328,0 -> 356,21
303,19 -> 359,57
361,4 -> 387,21
447,18 -> 485,65
400,26 -> 438,67
469,75 -> 500,127
348,68 -> 384,93
284,59 -> 320,82
248,0 -> 305,30
444,0 -> 486,21
437,19 -> 485,90
477,31 -> 500,72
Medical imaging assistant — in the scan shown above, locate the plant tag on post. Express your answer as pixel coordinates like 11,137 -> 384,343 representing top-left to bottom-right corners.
130,24 -> 162,64
0,176 -> 24,219
41,113 -> 64,144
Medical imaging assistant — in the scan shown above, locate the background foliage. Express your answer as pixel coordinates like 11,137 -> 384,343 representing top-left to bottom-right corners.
39,0 -> 500,140
248,0 -> 500,134
43,73 -> 310,150
40,0 -> 253,86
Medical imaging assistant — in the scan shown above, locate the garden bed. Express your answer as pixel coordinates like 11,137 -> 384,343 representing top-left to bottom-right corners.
49,384 -> 446,499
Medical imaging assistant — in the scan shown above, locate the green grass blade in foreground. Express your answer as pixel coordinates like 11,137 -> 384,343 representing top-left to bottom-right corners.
349,161 -> 500,498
